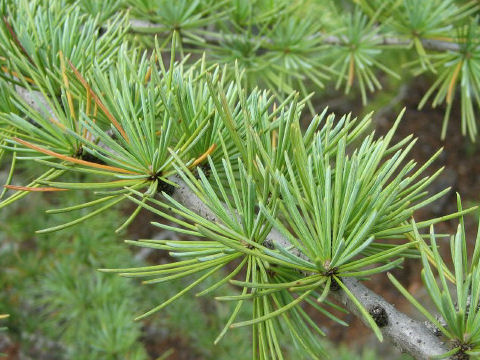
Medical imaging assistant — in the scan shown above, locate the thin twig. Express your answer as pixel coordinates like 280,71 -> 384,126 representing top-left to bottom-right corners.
130,19 -> 462,52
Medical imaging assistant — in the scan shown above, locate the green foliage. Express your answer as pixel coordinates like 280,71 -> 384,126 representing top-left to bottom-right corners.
123,0 -> 480,139
389,198 -> 480,359
2,0 -> 480,137
0,7 -> 475,357
2,0 -> 480,359
332,9 -> 400,105
0,0 -> 128,94
0,194 -> 148,358
418,20 -> 480,140
65,0 -> 123,21
0,192 -> 253,359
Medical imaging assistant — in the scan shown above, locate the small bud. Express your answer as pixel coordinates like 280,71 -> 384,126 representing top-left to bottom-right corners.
369,305 -> 388,327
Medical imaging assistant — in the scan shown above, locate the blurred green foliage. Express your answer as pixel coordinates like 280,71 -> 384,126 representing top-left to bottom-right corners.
0,189 -> 252,359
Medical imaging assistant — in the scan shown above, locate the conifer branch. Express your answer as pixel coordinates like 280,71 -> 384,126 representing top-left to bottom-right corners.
337,277 -> 447,360
169,175 -> 448,360
130,19 -> 461,52
3,1 -> 479,357
9,83 -> 450,358
322,35 -> 461,52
